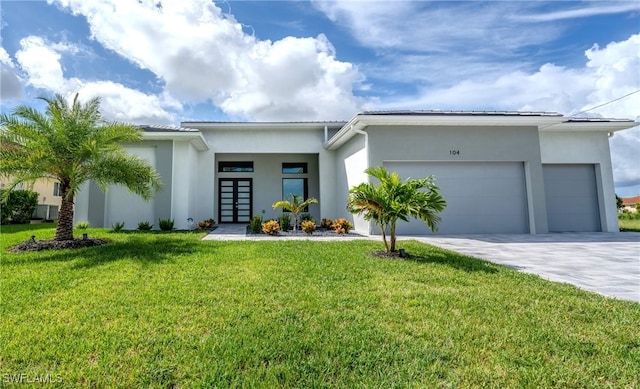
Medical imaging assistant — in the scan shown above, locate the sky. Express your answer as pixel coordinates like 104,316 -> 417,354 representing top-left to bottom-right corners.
0,0 -> 639,196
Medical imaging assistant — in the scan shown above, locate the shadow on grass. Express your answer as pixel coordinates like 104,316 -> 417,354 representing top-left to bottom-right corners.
2,235 -> 213,269
388,241 -> 499,274
0,222 -> 56,234
409,252 -> 499,273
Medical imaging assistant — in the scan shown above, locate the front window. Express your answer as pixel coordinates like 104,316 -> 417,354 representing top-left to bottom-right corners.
53,182 -> 62,196
282,162 -> 308,174
218,161 -> 254,172
282,178 -> 308,210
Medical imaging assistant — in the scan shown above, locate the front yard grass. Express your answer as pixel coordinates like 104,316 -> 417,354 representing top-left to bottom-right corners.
619,217 -> 640,232
1,224 -> 639,387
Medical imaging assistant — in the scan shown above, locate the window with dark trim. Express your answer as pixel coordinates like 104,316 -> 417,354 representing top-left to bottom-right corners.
282,178 -> 308,211
53,182 -> 62,197
218,161 -> 254,173
282,162 -> 308,174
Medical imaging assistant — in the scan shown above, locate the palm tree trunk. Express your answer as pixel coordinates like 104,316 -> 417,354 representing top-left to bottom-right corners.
389,222 -> 397,252
54,185 -> 75,241
380,223 -> 390,252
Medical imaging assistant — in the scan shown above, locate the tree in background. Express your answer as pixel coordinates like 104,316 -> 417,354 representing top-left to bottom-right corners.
348,166 -> 446,253
616,194 -> 623,210
0,93 -> 162,241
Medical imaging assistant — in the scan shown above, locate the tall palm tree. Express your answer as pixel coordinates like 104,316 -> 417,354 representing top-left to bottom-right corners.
0,93 -> 162,241
347,166 -> 446,253
272,194 -> 318,232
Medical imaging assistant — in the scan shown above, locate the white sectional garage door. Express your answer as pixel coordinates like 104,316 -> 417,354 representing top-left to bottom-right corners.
384,161 -> 529,235
543,164 -> 600,232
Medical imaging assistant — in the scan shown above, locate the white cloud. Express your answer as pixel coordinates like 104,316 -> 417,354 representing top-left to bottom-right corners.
15,36 -> 66,92
311,0 -> 639,96
71,81 -> 179,124
0,46 -> 24,101
312,1 -> 561,55
582,35 -> 640,193
48,0 -> 365,120
512,2 -> 640,22
14,35 -> 176,124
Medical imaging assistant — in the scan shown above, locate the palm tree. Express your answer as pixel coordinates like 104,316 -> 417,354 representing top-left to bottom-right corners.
347,166 -> 446,253
272,194 -> 318,232
0,93 -> 162,241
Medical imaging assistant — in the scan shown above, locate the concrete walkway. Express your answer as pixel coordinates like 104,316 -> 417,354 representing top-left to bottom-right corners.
407,233 -> 640,303
205,226 -> 640,303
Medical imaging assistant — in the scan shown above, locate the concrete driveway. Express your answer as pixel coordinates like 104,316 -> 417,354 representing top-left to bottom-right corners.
405,232 -> 640,303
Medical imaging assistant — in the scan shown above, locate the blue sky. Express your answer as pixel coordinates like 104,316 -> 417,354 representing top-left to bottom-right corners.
1,0 -> 639,195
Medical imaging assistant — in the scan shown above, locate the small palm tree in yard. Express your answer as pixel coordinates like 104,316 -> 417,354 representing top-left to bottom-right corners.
347,166 -> 446,253
0,93 -> 162,241
272,194 -> 318,233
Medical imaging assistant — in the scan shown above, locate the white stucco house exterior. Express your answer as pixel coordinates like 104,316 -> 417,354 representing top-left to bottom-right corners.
74,111 -> 637,235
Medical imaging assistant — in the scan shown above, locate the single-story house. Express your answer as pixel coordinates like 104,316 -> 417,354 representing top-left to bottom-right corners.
74,111 -> 637,235
621,195 -> 640,213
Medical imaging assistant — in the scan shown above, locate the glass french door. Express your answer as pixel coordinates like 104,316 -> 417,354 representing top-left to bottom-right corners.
218,178 -> 252,223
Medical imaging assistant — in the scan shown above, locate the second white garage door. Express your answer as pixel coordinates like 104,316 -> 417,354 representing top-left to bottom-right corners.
384,161 -> 529,235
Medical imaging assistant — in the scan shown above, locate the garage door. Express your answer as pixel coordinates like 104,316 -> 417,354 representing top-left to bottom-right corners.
543,164 -> 600,232
384,162 -> 529,235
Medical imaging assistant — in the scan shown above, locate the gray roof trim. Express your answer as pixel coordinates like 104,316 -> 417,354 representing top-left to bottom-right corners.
360,110 -> 563,117
324,112 -> 567,150
138,124 -> 201,133
548,117 -> 638,132
138,125 -> 210,151
180,121 -> 346,131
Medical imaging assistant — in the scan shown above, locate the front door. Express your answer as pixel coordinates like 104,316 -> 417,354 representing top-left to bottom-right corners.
218,178 -> 252,223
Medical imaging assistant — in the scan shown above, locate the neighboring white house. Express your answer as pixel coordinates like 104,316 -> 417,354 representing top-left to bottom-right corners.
74,111 -> 637,235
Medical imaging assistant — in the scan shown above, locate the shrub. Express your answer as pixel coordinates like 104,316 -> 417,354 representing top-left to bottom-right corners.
300,213 -> 315,224
249,215 -> 263,234
198,218 -> 216,230
159,218 -> 174,231
0,189 -> 38,224
75,221 -> 90,229
301,220 -> 316,234
112,221 -> 125,232
278,213 -> 292,231
272,195 -> 318,233
619,211 -> 640,221
137,221 -> 153,231
332,218 -> 353,234
262,219 -> 280,235
320,218 -> 333,229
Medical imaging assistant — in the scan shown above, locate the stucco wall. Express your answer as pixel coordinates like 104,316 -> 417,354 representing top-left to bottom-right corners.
104,145 -> 157,229
334,133 -> 368,233
365,125 -> 549,233
74,140 -> 173,229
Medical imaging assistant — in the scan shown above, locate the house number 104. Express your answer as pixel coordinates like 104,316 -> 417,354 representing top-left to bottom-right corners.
449,150 -> 460,155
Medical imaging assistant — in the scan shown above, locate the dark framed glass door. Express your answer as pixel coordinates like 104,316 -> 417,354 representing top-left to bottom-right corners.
218,178 -> 252,223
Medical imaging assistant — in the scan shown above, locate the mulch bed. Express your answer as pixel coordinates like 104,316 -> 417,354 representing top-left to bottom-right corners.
247,227 -> 365,238
8,237 -> 107,253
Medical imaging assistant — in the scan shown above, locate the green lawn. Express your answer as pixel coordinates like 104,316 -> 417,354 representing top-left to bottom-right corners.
1,224 -> 639,388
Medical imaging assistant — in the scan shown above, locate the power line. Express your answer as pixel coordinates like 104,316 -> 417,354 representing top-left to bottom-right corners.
539,89 -> 639,130
571,89 -> 640,117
